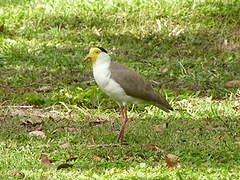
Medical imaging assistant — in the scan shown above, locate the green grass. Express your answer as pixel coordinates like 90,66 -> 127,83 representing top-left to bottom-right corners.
1,0 -> 240,179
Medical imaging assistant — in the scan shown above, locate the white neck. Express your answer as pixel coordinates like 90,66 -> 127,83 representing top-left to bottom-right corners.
93,53 -> 111,67
93,53 -> 112,88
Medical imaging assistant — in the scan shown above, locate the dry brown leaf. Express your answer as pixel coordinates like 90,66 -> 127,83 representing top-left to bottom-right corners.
225,80 -> 240,87
160,67 -> 169,73
233,105 -> 240,110
12,170 -> 25,177
92,154 -> 104,159
21,118 -> 42,127
40,154 -> 53,169
166,154 -> 178,159
37,85 -> 53,92
0,24 -> 4,32
165,154 -> 180,168
92,154 -> 110,160
29,130 -> 46,137
143,144 -> 161,150
64,127 -> 76,132
57,163 -> 73,170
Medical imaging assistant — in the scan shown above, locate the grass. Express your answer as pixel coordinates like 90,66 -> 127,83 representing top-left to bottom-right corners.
0,0 -> 240,179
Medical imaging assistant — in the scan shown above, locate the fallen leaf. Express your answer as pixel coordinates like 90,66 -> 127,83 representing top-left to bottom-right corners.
225,80 -> 240,87
92,154 -> 104,159
12,170 -> 25,177
64,127 -> 76,132
159,67 -> 169,73
165,154 -> 180,168
57,163 -> 73,170
233,105 -> 240,110
92,154 -> 110,160
59,143 -> 70,149
37,85 -> 53,92
21,118 -> 42,127
29,130 -> 46,137
40,154 -> 53,169
0,24 -> 4,32
166,153 -> 178,159
143,144 -> 161,150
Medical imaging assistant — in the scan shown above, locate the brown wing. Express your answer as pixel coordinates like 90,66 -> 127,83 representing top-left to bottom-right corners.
110,61 -> 173,112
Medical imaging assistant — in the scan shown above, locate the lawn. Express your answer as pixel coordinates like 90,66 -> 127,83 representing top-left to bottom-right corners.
0,0 -> 240,179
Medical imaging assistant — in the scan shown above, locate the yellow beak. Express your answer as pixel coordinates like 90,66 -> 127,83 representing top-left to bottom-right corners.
84,54 -> 91,61
84,48 -> 98,64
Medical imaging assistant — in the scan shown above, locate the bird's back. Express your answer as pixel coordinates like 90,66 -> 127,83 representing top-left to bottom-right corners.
110,61 -> 173,112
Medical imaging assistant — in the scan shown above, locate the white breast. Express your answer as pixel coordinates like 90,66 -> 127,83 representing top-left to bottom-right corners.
93,53 -> 143,106
93,62 -> 126,105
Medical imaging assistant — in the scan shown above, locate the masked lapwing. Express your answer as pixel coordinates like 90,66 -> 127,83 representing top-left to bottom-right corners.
85,47 -> 173,142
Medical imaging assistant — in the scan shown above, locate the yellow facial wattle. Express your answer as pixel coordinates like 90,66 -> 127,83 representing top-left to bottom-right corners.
84,47 -> 102,64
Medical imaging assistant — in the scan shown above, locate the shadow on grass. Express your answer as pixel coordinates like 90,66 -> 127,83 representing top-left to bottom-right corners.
1,0 -> 240,105
1,27 -> 239,103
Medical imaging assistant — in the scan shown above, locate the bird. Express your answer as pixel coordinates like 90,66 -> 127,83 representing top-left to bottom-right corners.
84,47 -> 173,142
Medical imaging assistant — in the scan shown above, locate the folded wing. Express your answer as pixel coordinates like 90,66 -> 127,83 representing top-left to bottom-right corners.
110,61 -> 173,112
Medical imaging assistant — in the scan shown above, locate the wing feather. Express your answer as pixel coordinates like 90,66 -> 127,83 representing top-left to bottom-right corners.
110,61 -> 173,112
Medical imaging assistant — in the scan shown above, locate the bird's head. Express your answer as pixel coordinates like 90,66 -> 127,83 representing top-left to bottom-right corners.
84,47 -> 108,65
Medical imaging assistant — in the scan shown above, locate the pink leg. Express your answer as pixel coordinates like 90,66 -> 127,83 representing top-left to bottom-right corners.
117,105 -> 128,142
